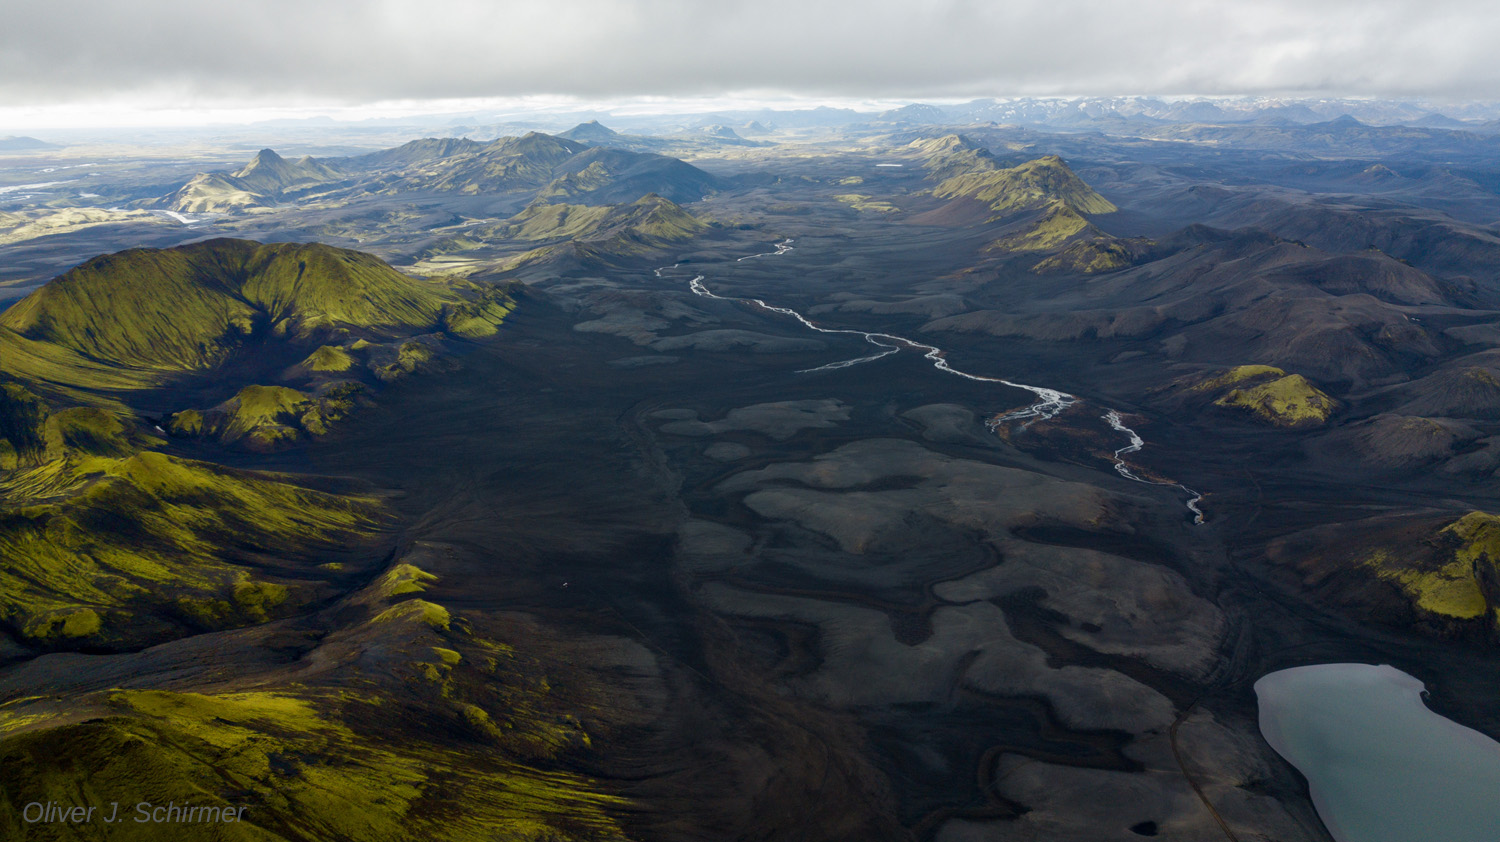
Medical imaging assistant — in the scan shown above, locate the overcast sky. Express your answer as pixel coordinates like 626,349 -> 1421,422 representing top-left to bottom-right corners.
3,0 -> 1498,128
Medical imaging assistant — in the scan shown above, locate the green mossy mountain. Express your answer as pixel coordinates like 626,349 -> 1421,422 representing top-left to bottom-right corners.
916,136 -> 1117,218
911,135 -> 1125,272
424,194 -> 707,271
508,193 -> 706,243
0,238 -> 460,399
167,382 -> 366,451
1032,237 -> 1140,274
440,282 -> 520,338
1274,510 -> 1500,637
0,237 -> 521,651
0,382 -> 155,471
302,345 -> 357,372
1201,366 -> 1338,427
502,194 -> 707,254
0,447 -> 386,650
0,382 -> 58,469
394,135 -> 719,204
1374,512 -> 1500,623
0,568 -> 630,841
355,136 -> 486,168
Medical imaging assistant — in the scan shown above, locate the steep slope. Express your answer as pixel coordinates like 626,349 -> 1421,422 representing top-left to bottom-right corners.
353,137 -> 486,169
1270,511 -> 1500,638
0,239 -> 455,394
0,240 -> 520,649
1389,364 -> 1500,420
910,134 -> 996,181
231,148 -> 344,194
927,230 -> 1446,387
1315,414 -> 1484,473
1197,366 -> 1338,427
908,135 -> 1124,272
912,135 -> 1116,217
167,382 -> 366,451
559,120 -> 622,144
498,193 -> 704,244
167,149 -> 345,212
0,565 -> 631,841
422,194 -> 708,272
160,132 -> 720,221
410,132 -> 588,195
166,172 -> 270,213
932,154 -> 1117,218
0,382 -> 388,652
535,146 -> 722,205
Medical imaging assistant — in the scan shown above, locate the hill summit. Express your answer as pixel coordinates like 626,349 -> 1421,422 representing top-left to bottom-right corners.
908,135 -> 1124,271
917,135 -> 1117,218
0,239 -> 454,395
559,121 -> 621,143
231,148 -> 342,194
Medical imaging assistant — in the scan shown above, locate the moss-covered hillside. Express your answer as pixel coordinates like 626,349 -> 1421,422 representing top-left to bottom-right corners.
1192,365 -> 1338,427
0,239 -> 521,649
0,239 -> 454,386
0,566 -> 631,841
911,135 -> 1127,272
422,194 -> 707,271
0,421 -> 387,650
1274,510 -> 1500,638
932,154 -> 1118,218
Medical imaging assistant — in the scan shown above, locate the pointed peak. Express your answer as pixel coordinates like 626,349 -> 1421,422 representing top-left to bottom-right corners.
560,121 -> 620,142
910,133 -> 982,152
1022,154 -> 1069,169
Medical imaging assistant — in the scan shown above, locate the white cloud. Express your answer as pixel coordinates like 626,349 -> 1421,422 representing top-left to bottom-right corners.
2,0 -> 1497,126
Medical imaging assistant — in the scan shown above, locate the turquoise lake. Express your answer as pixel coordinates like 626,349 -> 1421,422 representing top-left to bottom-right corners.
1255,663 -> 1500,842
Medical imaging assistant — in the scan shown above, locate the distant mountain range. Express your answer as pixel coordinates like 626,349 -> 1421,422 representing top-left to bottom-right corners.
684,97 -> 1500,132
0,136 -> 56,151
160,131 -> 725,213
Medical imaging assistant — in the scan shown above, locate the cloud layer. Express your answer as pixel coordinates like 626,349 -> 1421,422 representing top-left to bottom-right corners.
4,0 -> 1496,108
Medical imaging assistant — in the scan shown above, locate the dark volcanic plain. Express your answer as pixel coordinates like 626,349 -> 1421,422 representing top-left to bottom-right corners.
5,113 -> 1500,841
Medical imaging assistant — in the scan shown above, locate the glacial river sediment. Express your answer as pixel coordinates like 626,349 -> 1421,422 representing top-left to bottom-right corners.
662,239 -> 1206,522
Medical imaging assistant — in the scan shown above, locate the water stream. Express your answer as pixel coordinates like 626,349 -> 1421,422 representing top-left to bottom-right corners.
662,239 -> 1204,521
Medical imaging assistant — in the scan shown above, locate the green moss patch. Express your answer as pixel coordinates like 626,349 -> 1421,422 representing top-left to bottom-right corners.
0,240 -> 456,396
1032,237 -> 1137,274
929,150 -> 1117,218
0,451 -> 386,650
302,345 -> 356,372
1192,365 -> 1287,392
833,193 -> 898,214
169,383 -> 365,451
1213,373 -> 1337,427
0,588 -> 631,841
